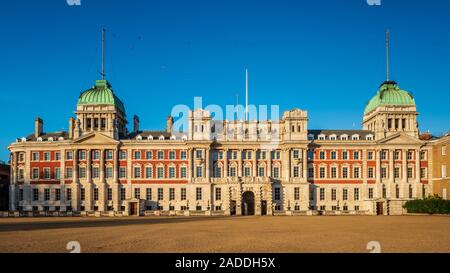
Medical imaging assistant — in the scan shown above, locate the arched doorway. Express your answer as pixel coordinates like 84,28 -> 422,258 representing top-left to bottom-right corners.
242,191 -> 255,216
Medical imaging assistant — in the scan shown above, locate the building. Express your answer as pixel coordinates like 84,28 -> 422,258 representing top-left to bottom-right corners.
8,76 -> 439,216
431,134 -> 450,199
0,162 -> 10,211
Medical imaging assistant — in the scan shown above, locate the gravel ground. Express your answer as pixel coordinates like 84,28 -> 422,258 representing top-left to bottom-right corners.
0,216 -> 449,253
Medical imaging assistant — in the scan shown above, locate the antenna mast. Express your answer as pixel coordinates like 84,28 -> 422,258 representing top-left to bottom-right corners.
101,28 -> 106,80
386,29 -> 390,82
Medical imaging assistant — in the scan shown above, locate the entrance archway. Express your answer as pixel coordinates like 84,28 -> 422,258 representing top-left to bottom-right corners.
242,191 -> 255,216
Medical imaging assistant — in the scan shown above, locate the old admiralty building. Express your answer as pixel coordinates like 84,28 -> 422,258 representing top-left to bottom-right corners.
8,76 -> 440,216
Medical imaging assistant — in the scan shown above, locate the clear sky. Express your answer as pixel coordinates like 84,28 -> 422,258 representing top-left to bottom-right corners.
1,0 -> 449,161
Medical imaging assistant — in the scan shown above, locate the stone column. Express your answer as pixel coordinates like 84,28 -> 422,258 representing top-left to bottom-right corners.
267,150 -> 272,178
402,149 -> 408,183
223,149 -> 229,178
85,149 -> 93,211
389,149 -> 394,199
303,149 -> 308,180
205,148 -> 211,179
238,149 -> 243,177
252,149 -> 257,177
415,149 -> 421,198
113,149 -> 120,212
187,148 -> 193,180
60,149 -> 66,208
376,149 -> 381,198
99,149 -> 106,212
72,149 -> 80,211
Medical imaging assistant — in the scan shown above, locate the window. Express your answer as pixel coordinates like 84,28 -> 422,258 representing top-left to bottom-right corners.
293,166 -> 300,178
44,152 -> 51,161
420,151 -> 426,160
145,167 -> 153,178
146,151 -> 153,160
18,169 -> 24,180
214,166 -> 222,178
294,187 -> 300,201
106,167 -> 113,179
409,185 -> 413,199
32,168 -> 39,179
342,151 -> 348,160
33,189 -> 39,201
55,168 -> 61,180
215,188 -> 222,201
92,150 -> 100,160
134,151 -> 141,160
244,166 -> 251,177
258,167 -> 265,177
394,167 -> 400,179
353,151 -> 360,160
135,188 -> 141,199
353,168 -> 360,179
180,167 -> 187,178
396,185 -> 400,199
331,189 -> 337,201
106,150 -> 113,160
169,167 -> 176,178
169,151 -> 176,160
442,165 -> 447,178
319,151 -> 325,160
157,167 -> 164,178
94,188 -> 99,201
55,152 -> 61,161
308,150 -> 314,160
381,151 -> 387,160
196,166 -> 203,177
308,167 -> 314,178
421,168 -> 427,179
146,188 -> 152,201
195,150 -> 203,159
293,150 -> 300,159
107,188 -> 112,201
394,151 -> 400,160
271,151 -> 281,160
119,150 -> 127,160
381,167 -> 387,179
158,188 -> 164,200
368,188 -> 374,199
343,188 -> 348,201
92,167 -> 99,178
119,167 -> 127,179
168,188 -> 175,201
79,150 -> 86,160
319,167 -> 326,178
43,168 -> 51,179
331,151 -> 337,160
442,146 -> 447,156
274,188 -> 281,201
120,188 -> 126,200
180,151 -> 187,160
368,151 -> 374,160
32,152 -> 39,161
66,188 -> 72,201
196,188 -> 202,201
320,188 -> 325,201
69,152 -> 81,165
368,168 -> 374,179
80,188 -> 85,201
408,167 -> 413,179
181,188 -> 187,201
79,167 -> 86,179
342,167 -> 348,179
382,185 -> 387,198
44,189 -> 50,201
273,167 -> 280,178
407,151 -> 413,160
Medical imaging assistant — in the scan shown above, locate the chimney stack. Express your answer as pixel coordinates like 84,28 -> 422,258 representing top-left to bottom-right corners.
35,117 -> 43,138
69,117 -> 75,139
133,115 -> 140,134
167,116 -> 174,134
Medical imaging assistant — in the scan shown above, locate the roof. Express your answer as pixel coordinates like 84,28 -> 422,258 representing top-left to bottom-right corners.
125,131 -> 172,140
364,81 -> 416,115
308,130 -> 374,139
23,131 -> 68,142
77,80 -> 126,114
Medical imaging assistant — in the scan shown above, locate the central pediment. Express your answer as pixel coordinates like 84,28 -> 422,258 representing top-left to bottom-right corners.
73,132 -> 119,145
377,132 -> 424,145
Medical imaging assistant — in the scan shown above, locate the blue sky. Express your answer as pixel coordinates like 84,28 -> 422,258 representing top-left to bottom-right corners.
0,0 -> 449,161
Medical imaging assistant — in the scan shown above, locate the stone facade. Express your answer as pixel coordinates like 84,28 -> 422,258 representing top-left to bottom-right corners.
431,134 -> 450,200
7,79 -> 444,217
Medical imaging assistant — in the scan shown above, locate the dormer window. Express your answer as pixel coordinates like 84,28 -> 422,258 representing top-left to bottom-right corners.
48,137 -> 54,142
329,134 -> 337,141
318,134 -> 326,140
307,134 -> 315,140
21,137 -> 27,142
147,135 -> 154,140
352,135 -> 360,141
366,134 -> 374,141
58,137 -> 64,141
170,135 -> 177,140
159,135 -> 165,140
37,137 -> 43,142
136,135 -> 143,141
182,135 -> 188,141
340,135 -> 348,141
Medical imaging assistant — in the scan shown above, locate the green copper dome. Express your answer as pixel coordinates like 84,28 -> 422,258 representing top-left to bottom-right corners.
364,81 -> 416,115
77,80 -> 125,114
